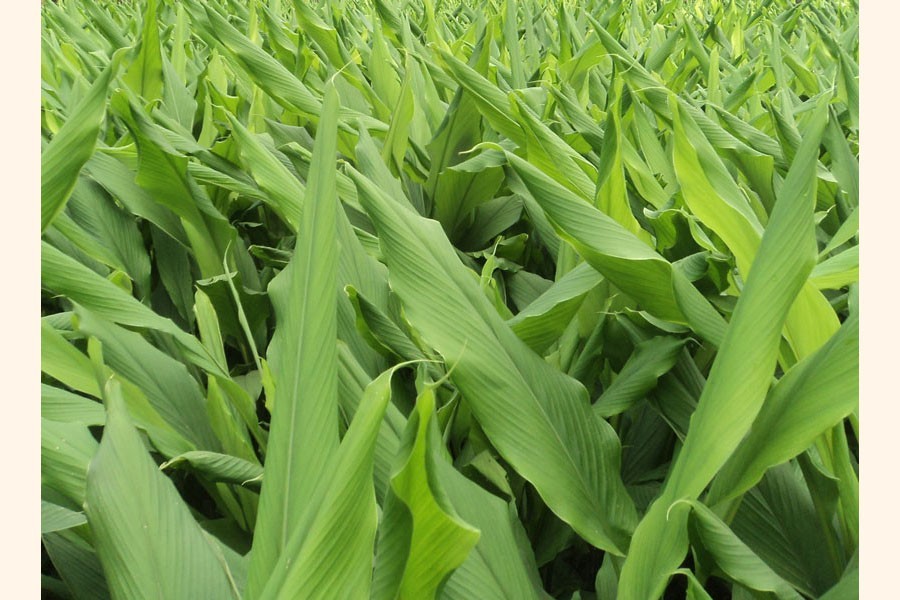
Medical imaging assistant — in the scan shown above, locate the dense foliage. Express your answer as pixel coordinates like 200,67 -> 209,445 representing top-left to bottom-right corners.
41,0 -> 859,598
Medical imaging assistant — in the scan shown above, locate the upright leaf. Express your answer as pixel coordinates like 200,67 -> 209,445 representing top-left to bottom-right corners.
122,0 -> 163,104
617,100 -> 829,600
373,387 -> 481,599
259,368 -> 397,599
246,83 -> 340,595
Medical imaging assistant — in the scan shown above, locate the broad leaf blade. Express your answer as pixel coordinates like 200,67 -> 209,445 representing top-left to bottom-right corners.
259,368 -> 397,599
85,378 -> 240,599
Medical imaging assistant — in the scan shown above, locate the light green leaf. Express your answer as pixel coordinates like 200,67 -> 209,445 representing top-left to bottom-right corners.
378,387 -> 481,599
122,0 -> 163,103
671,97 -> 839,359
42,61 -> 116,232
810,246 -> 858,290
259,367 -> 397,599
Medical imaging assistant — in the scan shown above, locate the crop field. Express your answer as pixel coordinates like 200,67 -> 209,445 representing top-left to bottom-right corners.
40,0 -> 859,598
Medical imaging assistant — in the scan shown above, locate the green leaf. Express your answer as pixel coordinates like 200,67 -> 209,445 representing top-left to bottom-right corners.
42,241 -> 226,378
594,82 -> 646,239
226,116 -> 304,231
810,246 -> 858,290
246,83 -> 341,596
161,451 -> 264,488
507,263 -> 603,354
187,3 -> 319,116
671,97 -> 839,359
41,320 -> 101,398
382,55 -> 416,173
42,384 -> 105,427
345,284 -> 425,361
61,178 -> 152,297
509,94 -> 598,207
820,206 -> 858,257
75,309 -> 221,452
436,437 -> 548,600
708,312 -> 858,505
435,48 -> 524,144
42,500 -> 87,534
258,367 -> 398,598
376,387 -> 481,599
728,464 -> 844,596
425,61 -> 506,235
111,92 -> 231,279
674,569 -> 714,600
85,152 -> 189,247
42,529 -> 111,600
820,559 -> 858,600
505,152 -> 727,346
594,337 -> 686,417
42,419 -> 98,507
85,378 -> 241,599
688,500 -> 802,599
122,0 -> 163,103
